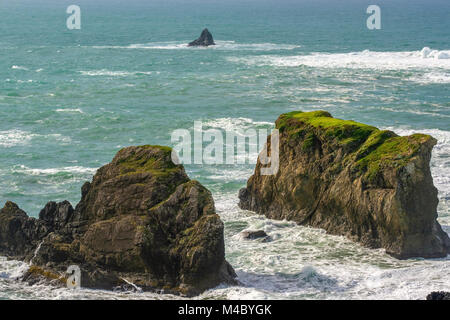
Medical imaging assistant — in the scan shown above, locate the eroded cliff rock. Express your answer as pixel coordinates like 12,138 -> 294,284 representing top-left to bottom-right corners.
0,145 -> 236,296
239,111 -> 450,259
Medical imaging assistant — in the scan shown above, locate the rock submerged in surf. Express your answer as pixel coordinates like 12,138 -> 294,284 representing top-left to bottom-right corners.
188,28 -> 215,47
239,110 -> 450,259
0,145 -> 236,296
239,230 -> 271,242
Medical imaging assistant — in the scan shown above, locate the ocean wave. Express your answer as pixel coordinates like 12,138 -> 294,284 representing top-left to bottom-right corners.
79,70 -> 156,77
90,41 -> 300,51
227,47 -> 450,70
202,117 -> 274,131
55,108 -> 84,114
11,65 -> 29,71
11,165 -> 98,176
0,130 -> 35,147
408,72 -> 450,84
212,192 -> 450,300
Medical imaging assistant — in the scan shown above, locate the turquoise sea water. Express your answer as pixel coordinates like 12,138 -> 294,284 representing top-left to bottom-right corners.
0,0 -> 449,299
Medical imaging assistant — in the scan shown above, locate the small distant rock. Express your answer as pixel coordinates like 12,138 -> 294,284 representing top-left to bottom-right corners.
240,230 -> 270,241
427,291 -> 450,300
188,28 -> 215,47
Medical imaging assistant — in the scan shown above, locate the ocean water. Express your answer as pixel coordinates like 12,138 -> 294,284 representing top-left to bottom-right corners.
0,0 -> 449,300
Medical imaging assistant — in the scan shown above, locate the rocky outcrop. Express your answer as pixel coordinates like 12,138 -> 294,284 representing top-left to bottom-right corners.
0,145 -> 236,296
239,110 -> 450,259
239,230 -> 270,242
188,28 -> 215,47
427,292 -> 450,300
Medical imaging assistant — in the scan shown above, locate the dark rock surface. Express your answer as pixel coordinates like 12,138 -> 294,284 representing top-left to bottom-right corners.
239,110 -> 450,259
0,145 -> 236,296
188,28 -> 215,47
426,291 -> 450,300
240,230 -> 269,240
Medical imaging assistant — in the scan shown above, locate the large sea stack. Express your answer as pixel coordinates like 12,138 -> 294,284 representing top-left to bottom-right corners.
239,111 -> 450,259
0,145 -> 236,296
188,28 -> 215,47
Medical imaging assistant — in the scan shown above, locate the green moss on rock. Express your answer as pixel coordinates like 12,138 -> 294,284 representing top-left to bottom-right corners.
116,145 -> 181,177
276,110 -> 434,179
277,110 -> 377,147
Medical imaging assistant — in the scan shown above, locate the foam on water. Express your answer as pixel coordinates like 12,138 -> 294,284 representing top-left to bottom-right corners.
202,117 -> 273,132
11,65 -> 29,71
228,48 -> 450,69
90,41 -> 300,51
0,131 -> 72,148
227,48 -> 450,84
0,130 -> 35,147
55,108 -> 84,114
11,165 -> 98,176
79,70 -> 156,77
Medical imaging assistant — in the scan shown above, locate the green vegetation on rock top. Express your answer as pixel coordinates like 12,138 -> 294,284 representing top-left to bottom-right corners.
355,133 -> 432,181
116,145 -> 181,177
277,110 -> 378,148
275,110 -> 434,178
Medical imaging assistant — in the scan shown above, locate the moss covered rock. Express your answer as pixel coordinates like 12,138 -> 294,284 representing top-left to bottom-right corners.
0,145 -> 236,296
239,110 -> 450,259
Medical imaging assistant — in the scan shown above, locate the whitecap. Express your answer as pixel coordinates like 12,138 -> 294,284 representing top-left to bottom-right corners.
79,70 -> 155,77
12,165 -> 98,176
227,47 -> 450,70
0,129 -> 35,147
55,108 -> 84,114
11,65 -> 28,71
90,41 -> 300,51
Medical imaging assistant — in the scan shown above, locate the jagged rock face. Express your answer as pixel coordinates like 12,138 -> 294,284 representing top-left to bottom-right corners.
239,111 -> 450,259
0,202 -> 48,260
0,145 -> 236,296
188,28 -> 215,47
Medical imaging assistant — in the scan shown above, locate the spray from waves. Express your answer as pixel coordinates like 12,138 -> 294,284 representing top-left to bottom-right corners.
89,41 -> 300,51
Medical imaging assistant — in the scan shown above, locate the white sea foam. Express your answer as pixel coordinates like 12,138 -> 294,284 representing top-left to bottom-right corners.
11,65 -> 29,71
0,129 -> 35,147
55,108 -> 84,114
90,41 -> 300,51
79,70 -> 156,77
202,117 -> 274,132
12,165 -> 98,176
228,47 -> 450,69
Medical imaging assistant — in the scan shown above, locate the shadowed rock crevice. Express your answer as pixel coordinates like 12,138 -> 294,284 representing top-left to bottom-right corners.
239,110 -> 450,259
0,145 -> 236,296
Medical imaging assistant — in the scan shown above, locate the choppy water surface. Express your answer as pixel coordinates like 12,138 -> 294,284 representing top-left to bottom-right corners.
0,0 -> 449,299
